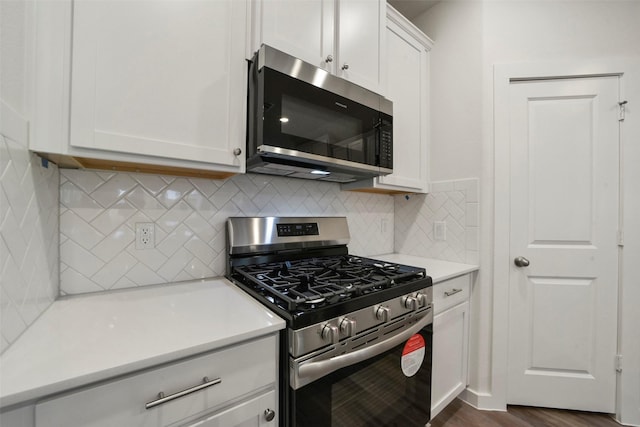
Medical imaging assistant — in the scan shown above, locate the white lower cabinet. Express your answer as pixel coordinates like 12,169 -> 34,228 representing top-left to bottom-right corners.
186,390 -> 275,427
34,335 -> 278,427
431,274 -> 471,419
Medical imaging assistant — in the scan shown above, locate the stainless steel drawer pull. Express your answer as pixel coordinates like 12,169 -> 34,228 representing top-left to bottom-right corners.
145,376 -> 222,409
444,288 -> 463,297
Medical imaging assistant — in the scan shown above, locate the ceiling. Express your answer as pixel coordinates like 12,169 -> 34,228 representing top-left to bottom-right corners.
388,0 -> 440,19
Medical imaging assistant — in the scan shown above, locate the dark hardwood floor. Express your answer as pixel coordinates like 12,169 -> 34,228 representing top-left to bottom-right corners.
430,398 -> 621,427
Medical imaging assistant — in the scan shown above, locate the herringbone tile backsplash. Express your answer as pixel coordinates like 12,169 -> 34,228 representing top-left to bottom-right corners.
60,170 -> 394,295
395,179 -> 479,264
1,135 -> 59,353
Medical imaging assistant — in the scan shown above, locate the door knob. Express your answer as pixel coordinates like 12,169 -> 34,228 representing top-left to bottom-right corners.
264,408 -> 276,422
514,256 -> 530,267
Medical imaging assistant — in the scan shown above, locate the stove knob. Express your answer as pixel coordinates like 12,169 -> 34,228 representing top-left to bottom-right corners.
416,292 -> 428,307
375,305 -> 390,322
403,295 -> 418,310
321,324 -> 339,344
340,317 -> 356,337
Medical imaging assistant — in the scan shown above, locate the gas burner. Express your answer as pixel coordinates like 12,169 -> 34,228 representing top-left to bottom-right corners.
232,254 -> 428,313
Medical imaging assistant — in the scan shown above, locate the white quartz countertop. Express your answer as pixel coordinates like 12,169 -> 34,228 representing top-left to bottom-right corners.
373,254 -> 478,283
0,278 -> 285,409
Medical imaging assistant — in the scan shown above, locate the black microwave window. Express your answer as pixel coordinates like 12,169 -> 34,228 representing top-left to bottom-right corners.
280,94 -> 365,161
261,68 -> 379,166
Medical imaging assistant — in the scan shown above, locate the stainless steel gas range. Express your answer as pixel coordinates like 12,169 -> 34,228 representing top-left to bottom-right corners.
226,216 -> 433,427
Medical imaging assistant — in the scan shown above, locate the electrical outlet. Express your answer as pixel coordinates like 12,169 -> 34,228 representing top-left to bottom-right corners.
434,221 -> 446,241
135,222 -> 155,249
381,218 -> 388,233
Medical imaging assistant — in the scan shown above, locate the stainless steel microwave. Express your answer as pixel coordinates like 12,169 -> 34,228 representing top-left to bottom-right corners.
246,45 -> 393,183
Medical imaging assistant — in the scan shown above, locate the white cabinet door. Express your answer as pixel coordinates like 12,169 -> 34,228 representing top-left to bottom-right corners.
254,0 -> 334,71
376,14 -> 429,191
431,300 -> 469,419
187,391 -> 276,427
335,0 -> 385,94
70,0 -> 246,170
341,5 -> 431,194
35,336 -> 277,427
254,0 -> 384,94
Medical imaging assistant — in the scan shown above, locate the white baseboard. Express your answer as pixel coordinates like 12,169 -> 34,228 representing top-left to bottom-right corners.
459,388 -> 507,412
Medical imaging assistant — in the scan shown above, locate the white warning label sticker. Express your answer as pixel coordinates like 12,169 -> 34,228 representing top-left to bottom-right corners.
401,334 -> 425,377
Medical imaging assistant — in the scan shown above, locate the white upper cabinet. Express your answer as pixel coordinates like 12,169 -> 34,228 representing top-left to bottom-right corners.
30,0 -> 247,177
252,0 -> 334,71
251,0 -> 385,95
334,0 -> 385,94
342,5 -> 432,194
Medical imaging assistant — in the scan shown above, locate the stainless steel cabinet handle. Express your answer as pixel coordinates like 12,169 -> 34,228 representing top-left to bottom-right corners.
341,63 -> 349,70
264,408 -> 276,422
444,288 -> 463,297
145,376 -> 222,409
514,256 -> 530,267
325,55 -> 333,63
233,147 -> 242,156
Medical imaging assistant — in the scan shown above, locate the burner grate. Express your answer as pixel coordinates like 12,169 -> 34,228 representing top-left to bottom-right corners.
232,255 -> 425,311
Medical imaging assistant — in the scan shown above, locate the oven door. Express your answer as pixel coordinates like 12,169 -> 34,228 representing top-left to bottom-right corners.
290,323 -> 432,427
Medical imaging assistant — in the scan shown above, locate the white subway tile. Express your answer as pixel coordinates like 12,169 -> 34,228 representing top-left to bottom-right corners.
156,178 -> 193,209
62,170 -> 105,194
156,200 -> 193,233
92,251 -> 137,289
125,186 -> 167,221
60,210 -> 104,250
466,203 -> 479,227
466,227 -> 480,251
132,173 -> 169,196
430,181 -> 455,192
90,199 -> 137,235
157,224 -> 194,257
90,174 -> 137,208
92,225 -> 135,263
60,239 -> 105,278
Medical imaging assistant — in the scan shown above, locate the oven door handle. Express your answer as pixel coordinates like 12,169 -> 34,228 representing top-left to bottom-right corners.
293,311 -> 432,389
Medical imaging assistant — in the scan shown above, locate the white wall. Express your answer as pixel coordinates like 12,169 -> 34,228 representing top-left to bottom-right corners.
413,0 -> 640,423
412,0 -> 483,182
0,0 -> 60,354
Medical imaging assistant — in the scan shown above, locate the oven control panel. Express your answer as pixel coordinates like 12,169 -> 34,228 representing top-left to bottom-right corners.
277,222 -> 319,237
289,287 -> 433,358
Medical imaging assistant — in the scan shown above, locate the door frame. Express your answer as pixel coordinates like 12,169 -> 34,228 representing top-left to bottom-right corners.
492,59 -> 640,424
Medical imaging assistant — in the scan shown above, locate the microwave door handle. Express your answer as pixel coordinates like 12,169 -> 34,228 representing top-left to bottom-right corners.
293,310 -> 432,389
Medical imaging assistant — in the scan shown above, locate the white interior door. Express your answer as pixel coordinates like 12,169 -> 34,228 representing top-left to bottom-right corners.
507,76 -> 619,412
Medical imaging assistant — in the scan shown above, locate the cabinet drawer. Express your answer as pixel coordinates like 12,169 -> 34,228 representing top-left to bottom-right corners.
35,335 -> 277,427
433,274 -> 470,315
